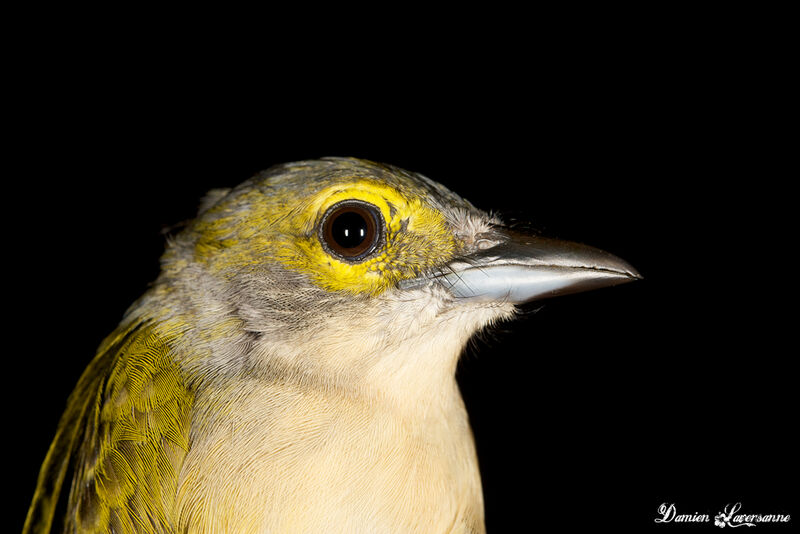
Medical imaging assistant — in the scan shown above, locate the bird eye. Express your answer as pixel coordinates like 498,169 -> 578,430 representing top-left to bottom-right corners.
319,200 -> 383,261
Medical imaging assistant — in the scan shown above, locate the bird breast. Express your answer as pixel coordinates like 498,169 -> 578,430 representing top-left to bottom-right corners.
174,376 -> 485,533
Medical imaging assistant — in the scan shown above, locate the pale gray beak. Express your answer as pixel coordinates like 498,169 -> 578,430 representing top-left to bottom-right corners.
400,230 -> 641,304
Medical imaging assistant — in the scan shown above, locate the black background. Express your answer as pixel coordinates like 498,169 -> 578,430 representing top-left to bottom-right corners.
10,8 -> 794,533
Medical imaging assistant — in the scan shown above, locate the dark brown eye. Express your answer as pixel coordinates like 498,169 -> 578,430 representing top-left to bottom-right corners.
319,200 -> 383,261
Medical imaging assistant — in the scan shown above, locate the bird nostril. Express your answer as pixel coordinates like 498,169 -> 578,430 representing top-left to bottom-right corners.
475,239 -> 497,251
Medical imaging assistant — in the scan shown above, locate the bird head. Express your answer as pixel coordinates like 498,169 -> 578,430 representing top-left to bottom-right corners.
155,157 -> 639,397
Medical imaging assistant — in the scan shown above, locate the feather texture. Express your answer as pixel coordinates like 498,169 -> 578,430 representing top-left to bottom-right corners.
24,321 -> 193,533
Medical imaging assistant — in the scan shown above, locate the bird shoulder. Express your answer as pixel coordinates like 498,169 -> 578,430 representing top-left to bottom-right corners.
24,320 -> 193,534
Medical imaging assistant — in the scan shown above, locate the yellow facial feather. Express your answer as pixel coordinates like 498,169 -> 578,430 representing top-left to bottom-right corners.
193,179 -> 457,295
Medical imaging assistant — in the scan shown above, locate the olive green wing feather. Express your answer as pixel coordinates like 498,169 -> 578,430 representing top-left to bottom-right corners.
24,321 -> 194,534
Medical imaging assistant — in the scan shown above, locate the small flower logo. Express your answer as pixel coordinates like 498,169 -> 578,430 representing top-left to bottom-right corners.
715,503 -> 756,528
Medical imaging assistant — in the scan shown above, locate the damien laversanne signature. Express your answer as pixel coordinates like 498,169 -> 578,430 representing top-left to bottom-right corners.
656,503 -> 791,528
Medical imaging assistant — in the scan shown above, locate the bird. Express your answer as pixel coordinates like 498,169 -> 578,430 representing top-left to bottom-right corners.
24,157 -> 640,533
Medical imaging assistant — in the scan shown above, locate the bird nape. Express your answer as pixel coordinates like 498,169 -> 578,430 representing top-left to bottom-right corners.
25,157 -> 640,534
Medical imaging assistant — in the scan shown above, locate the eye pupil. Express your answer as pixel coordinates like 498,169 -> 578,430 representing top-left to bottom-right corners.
331,211 -> 369,249
320,200 -> 383,261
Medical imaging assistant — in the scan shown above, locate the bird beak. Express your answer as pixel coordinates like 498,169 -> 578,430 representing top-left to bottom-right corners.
400,230 -> 641,304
